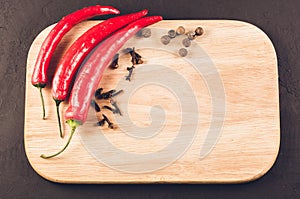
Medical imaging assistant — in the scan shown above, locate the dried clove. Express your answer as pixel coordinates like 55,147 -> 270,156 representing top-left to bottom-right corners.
110,99 -> 122,116
94,88 -> 103,98
102,114 -> 114,129
127,47 -> 143,65
96,89 -> 116,100
91,100 -> 101,112
97,118 -> 106,126
95,88 -> 123,100
103,105 -> 116,113
109,53 -> 119,69
96,114 -> 114,129
126,66 -> 135,81
111,89 -> 124,98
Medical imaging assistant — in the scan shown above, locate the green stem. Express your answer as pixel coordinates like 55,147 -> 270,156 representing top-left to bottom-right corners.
39,87 -> 45,119
40,120 -> 80,159
55,99 -> 63,138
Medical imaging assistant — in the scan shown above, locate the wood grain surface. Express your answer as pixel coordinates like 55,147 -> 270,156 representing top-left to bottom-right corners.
24,20 -> 280,183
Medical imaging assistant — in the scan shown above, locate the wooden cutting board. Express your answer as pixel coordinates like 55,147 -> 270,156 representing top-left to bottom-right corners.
24,20 -> 280,183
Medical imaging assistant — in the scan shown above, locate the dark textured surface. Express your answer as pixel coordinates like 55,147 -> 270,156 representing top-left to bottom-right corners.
0,0 -> 299,198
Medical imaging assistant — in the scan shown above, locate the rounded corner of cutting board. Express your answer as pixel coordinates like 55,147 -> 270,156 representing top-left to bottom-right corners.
24,141 -> 66,184
233,137 -> 280,184
227,20 -> 277,56
24,157 -> 57,184
36,170 -> 68,184
245,156 -> 279,183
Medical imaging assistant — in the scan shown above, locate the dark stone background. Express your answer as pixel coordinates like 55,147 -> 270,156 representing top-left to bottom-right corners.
0,0 -> 299,198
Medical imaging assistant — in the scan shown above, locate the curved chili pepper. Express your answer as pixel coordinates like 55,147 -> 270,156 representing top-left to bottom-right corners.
52,10 -> 148,138
40,16 -> 163,159
31,5 -> 120,119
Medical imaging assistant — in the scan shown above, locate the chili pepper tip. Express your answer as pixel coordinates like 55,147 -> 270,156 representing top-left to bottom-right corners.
140,9 -> 148,15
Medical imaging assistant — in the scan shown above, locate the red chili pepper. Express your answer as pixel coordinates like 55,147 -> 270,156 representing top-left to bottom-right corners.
52,10 -> 148,138
31,5 -> 120,119
40,16 -> 162,159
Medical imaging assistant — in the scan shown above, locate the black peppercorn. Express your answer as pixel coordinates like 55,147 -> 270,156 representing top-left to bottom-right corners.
182,38 -> 191,47
176,26 -> 185,35
178,48 -> 188,57
161,35 -> 171,45
140,28 -> 151,38
186,31 -> 196,40
195,27 -> 204,36
168,29 -> 176,38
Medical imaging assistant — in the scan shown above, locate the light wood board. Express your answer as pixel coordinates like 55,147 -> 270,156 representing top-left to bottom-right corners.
24,20 -> 280,183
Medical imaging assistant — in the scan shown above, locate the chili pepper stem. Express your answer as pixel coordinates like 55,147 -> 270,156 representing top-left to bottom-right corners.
54,99 -> 63,138
40,120 -> 79,159
39,87 -> 46,120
